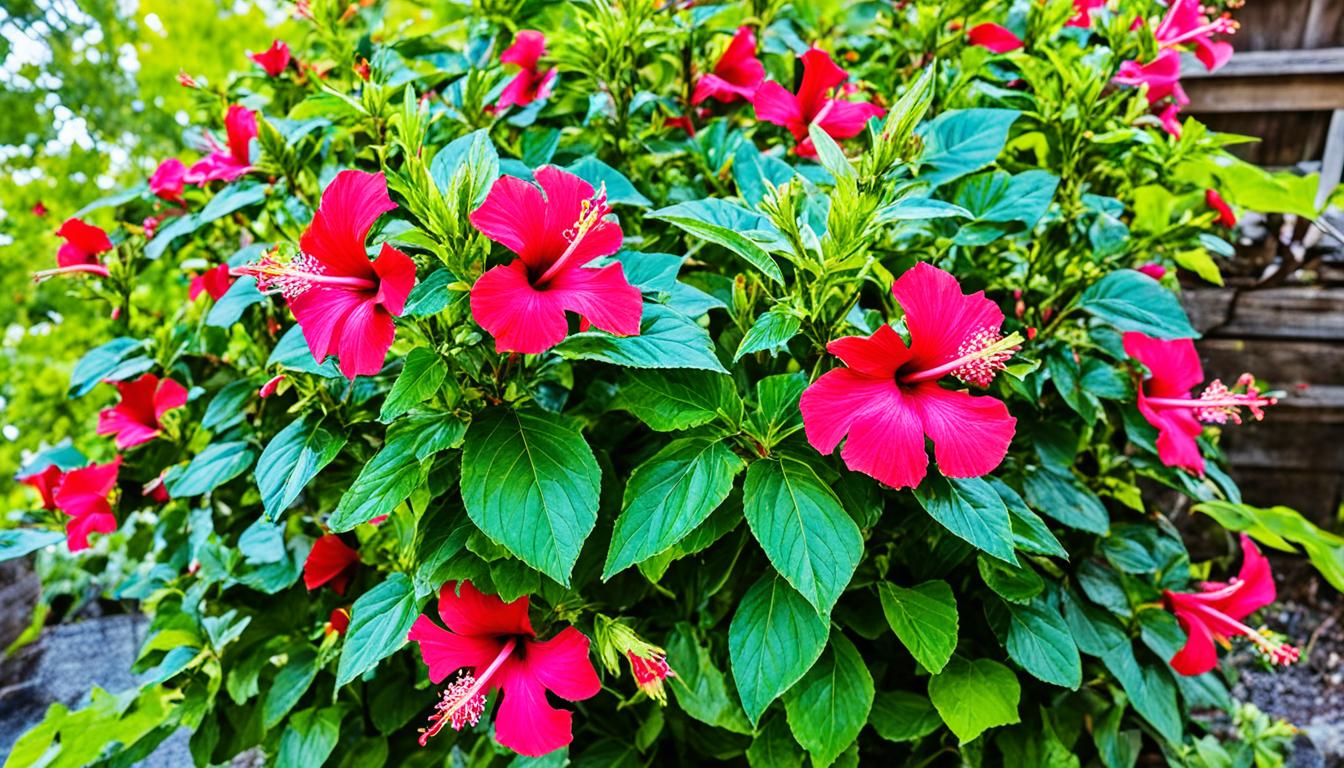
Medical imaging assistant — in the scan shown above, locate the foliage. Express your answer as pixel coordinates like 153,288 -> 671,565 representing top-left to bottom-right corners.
2,0 -> 1337,765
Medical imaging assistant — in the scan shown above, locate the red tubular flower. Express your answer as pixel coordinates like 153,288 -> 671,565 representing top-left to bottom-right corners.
1113,49 -> 1187,106
967,23 -> 1024,53
185,105 -> 257,185
304,534 -> 359,594
249,39 -> 292,77
20,465 -> 64,510
33,201 -> 48,217
1165,534 -> 1298,675
496,30 -> 557,111
468,166 -> 641,354
1137,263 -> 1168,281
150,158 -> 187,204
692,26 -> 765,105
408,581 -> 601,757
1067,0 -> 1104,28
96,374 -> 189,450
326,607 -> 351,636
258,373 -> 286,399
1123,332 -> 1275,476
626,650 -> 675,704
234,170 -> 417,379
54,457 -> 122,552
190,263 -> 234,302
1206,189 -> 1237,227
800,263 -> 1020,489
754,47 -> 886,157
35,218 -> 113,280
1154,0 -> 1236,72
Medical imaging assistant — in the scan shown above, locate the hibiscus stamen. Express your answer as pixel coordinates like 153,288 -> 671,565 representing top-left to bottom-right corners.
233,252 -> 377,298
1145,373 -> 1276,423
1161,16 -> 1238,47
901,328 -> 1023,387
1186,601 -> 1299,666
533,184 -> 612,287
417,637 -> 517,747
626,650 -> 675,704
32,264 -> 112,281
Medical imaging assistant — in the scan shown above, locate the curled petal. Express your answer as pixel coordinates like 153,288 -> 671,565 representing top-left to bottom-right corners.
435,580 -> 535,639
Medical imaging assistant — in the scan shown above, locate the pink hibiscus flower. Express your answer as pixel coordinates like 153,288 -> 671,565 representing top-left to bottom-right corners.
1067,0 -> 1104,28
1154,0 -> 1236,72
35,218 -> 113,280
753,47 -> 886,157
1123,332 -> 1275,476
149,158 -> 187,204
1113,48 -> 1187,106
468,166 -> 642,354
54,457 -> 122,552
1158,102 -> 1184,137
496,30 -> 557,111
96,373 -> 190,450
235,170 -> 417,379
20,465 -> 64,510
691,26 -> 766,105
304,534 -> 359,594
967,23 -> 1024,53
1164,534 -> 1298,675
1206,189 -> 1237,227
185,105 -> 257,185
190,263 -> 235,302
249,39 -> 292,77
800,263 -> 1020,489
408,581 -> 601,756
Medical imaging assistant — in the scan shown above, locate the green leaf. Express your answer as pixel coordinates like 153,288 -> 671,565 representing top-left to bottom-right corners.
648,199 -> 785,284
603,437 -> 744,578
877,580 -> 959,674
430,129 -> 498,198
783,632 -> 874,768
870,691 -> 942,743
745,373 -> 807,447
256,415 -> 347,521
665,623 -> 753,734
403,268 -> 460,317
743,457 -> 863,615
1023,466 -> 1110,534
336,573 -> 421,686
874,197 -> 972,224
329,414 -> 465,531
69,338 -> 146,397
729,574 -> 829,726
202,379 -> 256,432
557,303 -> 726,372
1005,599 -> 1082,689
380,347 -> 447,422
276,707 -> 342,768
263,647 -> 319,728
914,475 -> 1017,564
735,309 -> 801,362
616,369 -> 741,431
991,479 -> 1067,559
1100,642 -> 1182,743
0,529 -> 65,562
205,277 -> 266,327
567,155 -> 651,207
460,408 -> 600,586
746,714 -> 805,768
956,170 -> 1059,226
1077,270 -> 1198,340
166,441 -> 257,497
927,657 -> 1021,743
918,109 -> 1020,187
977,555 -> 1044,603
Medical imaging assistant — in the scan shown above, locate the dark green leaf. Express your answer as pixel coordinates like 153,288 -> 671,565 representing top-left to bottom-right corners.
557,303 -> 726,372
1023,467 -> 1109,534
616,369 -> 741,431
870,691 -> 941,743
166,442 -> 257,497
1078,270 -> 1198,340
877,580 -> 959,674
256,415 -> 347,521
1005,599 -> 1082,689
918,109 -> 1020,186
927,657 -> 1021,743
914,475 -> 1017,564
205,277 -> 266,327
648,199 -> 785,284
379,347 -> 447,422
783,632 -> 873,767
729,574 -> 829,726
336,574 -> 421,686
735,309 -> 801,362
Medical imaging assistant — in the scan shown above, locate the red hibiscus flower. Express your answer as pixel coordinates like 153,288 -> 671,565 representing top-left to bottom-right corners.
249,39 -> 292,77
1158,102 -> 1184,137
1154,0 -> 1236,72
1067,0 -> 1104,28
303,534 -> 359,594
967,23 -> 1024,53
96,373 -> 189,450
753,47 -> 885,157
1165,534 -> 1298,675
496,31 -> 557,111
800,263 -> 1019,489
1206,189 -> 1237,227
1123,332 -> 1274,476
235,170 -> 417,379
20,465 -> 64,510
149,158 -> 187,204
468,166 -> 641,354
1114,48 -> 1187,106
54,457 -> 122,552
35,218 -> 113,280
692,26 -> 765,105
408,581 -> 601,756
326,607 -> 351,636
190,263 -> 234,302
186,105 -> 257,185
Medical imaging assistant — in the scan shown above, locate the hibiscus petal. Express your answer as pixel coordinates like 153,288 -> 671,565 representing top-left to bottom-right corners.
469,174 -> 550,269
911,383 -> 1016,479
303,534 -> 359,592
65,510 -> 117,552
470,261 -> 572,354
153,377 -> 189,422
224,105 -> 257,166
372,244 -> 417,316
815,99 -> 885,140
407,615 -> 506,683
534,166 -> 623,267
299,170 -> 394,278
715,27 -> 765,89
1123,333 -> 1204,397
54,458 -> 121,520
1141,395 -> 1206,475
523,627 -> 601,701
967,23 -> 1024,53
97,411 -> 159,449
753,81 -> 804,133
892,262 -> 1005,372
289,286 -> 365,370
1169,607 -> 1220,675
795,48 -> 848,120
801,368 -> 929,488
825,325 -> 911,378
184,154 -> 251,185
1194,38 -> 1233,71
333,298 -> 395,379
545,262 -> 643,339
436,581 -> 535,639
498,69 -> 541,110
493,659 -> 576,757
500,30 -> 546,69
1216,534 -> 1277,619
57,218 -> 112,258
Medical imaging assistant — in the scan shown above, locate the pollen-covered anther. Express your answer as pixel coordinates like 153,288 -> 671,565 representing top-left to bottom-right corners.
950,328 -> 1018,388
1193,375 -> 1277,424
237,252 -> 325,299
1251,629 -> 1300,667
418,672 -> 487,746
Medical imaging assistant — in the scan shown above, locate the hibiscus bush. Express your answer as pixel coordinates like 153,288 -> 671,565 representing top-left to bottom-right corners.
7,0 -> 1341,765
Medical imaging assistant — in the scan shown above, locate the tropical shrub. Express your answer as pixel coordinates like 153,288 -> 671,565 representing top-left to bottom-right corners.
6,0 -> 1339,766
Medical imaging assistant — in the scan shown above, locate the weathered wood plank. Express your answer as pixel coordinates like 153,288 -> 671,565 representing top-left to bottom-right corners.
1181,48 -> 1344,79
1183,74 -> 1344,112
1183,287 -> 1344,339
1198,339 -> 1344,385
